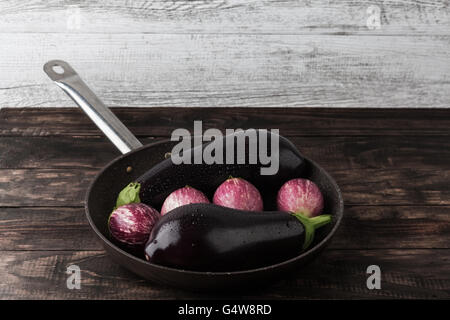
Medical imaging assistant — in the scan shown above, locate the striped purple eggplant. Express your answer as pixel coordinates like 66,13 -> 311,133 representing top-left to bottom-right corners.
108,203 -> 160,246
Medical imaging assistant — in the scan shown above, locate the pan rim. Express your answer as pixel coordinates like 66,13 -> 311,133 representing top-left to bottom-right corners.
85,139 -> 344,276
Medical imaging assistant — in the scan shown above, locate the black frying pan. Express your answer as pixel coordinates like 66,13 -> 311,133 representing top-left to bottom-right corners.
43,60 -> 344,291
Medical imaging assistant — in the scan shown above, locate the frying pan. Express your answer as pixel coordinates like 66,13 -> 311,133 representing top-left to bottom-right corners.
43,60 -> 344,291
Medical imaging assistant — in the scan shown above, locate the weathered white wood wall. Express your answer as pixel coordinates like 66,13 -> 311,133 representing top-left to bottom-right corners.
0,1 -> 449,108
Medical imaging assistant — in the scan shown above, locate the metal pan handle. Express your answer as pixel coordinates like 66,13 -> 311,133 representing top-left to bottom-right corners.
43,60 -> 143,154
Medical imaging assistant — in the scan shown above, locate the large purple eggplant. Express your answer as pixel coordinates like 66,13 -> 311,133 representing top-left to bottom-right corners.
144,204 -> 331,272
116,130 -> 306,211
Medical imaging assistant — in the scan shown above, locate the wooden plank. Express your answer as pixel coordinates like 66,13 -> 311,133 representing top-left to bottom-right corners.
0,249 -> 448,299
1,108 -> 450,137
0,1 -> 449,35
0,136 -> 153,168
0,207 -> 99,251
0,168 -> 449,206
332,168 -> 450,206
332,206 -> 450,249
0,206 -> 448,251
1,34 -> 450,109
268,249 -> 450,299
0,169 -> 96,207
1,135 -> 450,171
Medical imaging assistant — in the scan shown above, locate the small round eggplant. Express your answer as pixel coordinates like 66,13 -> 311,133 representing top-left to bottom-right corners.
161,186 -> 209,215
277,178 -> 324,217
109,203 -> 160,246
213,177 -> 263,211
145,203 -> 331,272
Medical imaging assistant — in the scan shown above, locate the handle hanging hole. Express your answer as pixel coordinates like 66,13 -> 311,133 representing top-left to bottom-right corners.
53,65 -> 65,74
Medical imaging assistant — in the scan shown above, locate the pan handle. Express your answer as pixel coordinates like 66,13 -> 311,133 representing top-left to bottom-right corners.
43,60 -> 143,154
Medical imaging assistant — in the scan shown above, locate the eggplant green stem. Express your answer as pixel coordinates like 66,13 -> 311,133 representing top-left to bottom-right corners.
292,213 -> 332,250
114,182 -> 141,210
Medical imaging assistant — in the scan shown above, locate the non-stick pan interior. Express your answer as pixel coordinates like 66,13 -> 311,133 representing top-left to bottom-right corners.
85,139 -> 344,289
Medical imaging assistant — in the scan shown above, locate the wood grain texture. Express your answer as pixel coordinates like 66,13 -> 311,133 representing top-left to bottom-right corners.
1,34 -> 450,108
1,108 -> 450,136
2,135 -> 450,171
0,206 -> 448,251
0,207 -> 96,251
0,1 -> 449,35
0,249 -> 448,299
1,108 -> 449,299
333,206 -> 450,249
0,167 -> 449,206
0,169 -> 96,207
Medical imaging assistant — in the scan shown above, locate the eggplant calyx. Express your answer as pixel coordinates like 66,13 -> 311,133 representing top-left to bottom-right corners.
114,182 -> 141,210
291,213 -> 332,250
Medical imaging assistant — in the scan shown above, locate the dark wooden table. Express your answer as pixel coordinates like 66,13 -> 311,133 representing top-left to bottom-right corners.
0,107 -> 449,299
